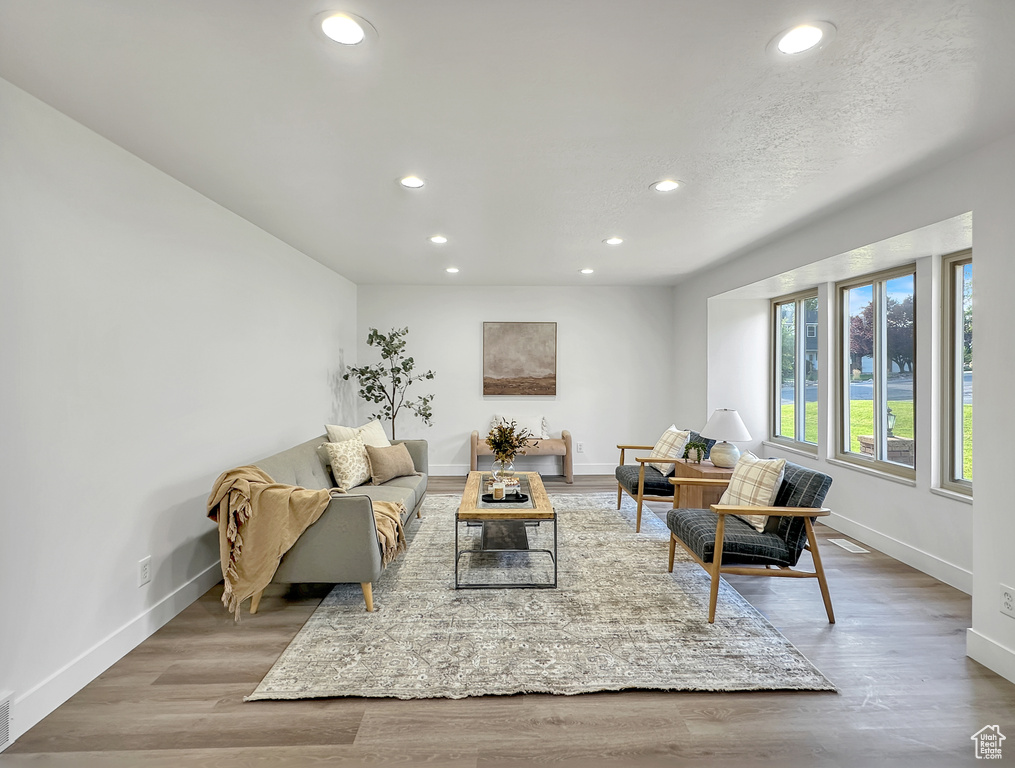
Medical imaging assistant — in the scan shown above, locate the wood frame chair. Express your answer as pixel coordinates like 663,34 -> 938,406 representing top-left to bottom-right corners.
666,472 -> 835,624
615,444 -> 679,532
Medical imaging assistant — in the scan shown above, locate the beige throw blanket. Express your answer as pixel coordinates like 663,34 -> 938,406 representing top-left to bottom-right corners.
208,466 -> 331,618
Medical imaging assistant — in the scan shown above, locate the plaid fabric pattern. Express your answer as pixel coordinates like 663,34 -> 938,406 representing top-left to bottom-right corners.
615,464 -> 674,497
667,507 -> 792,566
648,428 -> 690,475
687,431 -> 717,459
665,461 -> 833,568
718,452 -> 786,532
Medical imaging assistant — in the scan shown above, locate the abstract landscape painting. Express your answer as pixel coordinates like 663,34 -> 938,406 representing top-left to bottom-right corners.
483,322 -> 556,396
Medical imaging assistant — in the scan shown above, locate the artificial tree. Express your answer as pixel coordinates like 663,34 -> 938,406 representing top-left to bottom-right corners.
343,327 -> 436,440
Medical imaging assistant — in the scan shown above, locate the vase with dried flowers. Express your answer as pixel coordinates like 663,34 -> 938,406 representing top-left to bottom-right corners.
485,420 -> 537,479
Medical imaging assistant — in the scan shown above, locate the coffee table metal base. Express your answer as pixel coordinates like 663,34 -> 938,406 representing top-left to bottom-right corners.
454,516 -> 557,589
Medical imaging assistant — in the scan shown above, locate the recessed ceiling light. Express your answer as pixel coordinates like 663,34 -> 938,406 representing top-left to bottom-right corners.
400,175 -> 425,189
771,21 -> 836,56
604,237 -> 623,246
652,180 -> 680,192
430,235 -> 448,244
445,267 -> 459,274
580,268 -> 595,275
321,13 -> 368,45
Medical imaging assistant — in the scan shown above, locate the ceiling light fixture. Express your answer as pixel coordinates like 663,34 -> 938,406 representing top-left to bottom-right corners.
320,12 -> 369,45
770,21 -> 836,57
430,235 -> 448,244
445,267 -> 459,274
652,179 -> 681,192
580,268 -> 595,275
400,175 -> 425,189
604,237 -> 623,246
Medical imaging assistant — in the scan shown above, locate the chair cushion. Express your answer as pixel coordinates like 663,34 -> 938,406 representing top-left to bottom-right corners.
615,464 -> 674,497
718,452 -> 786,532
648,427 -> 690,475
667,507 -> 794,567
764,462 -> 834,562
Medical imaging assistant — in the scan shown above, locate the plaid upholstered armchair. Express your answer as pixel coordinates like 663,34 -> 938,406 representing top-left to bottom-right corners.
666,461 -> 835,623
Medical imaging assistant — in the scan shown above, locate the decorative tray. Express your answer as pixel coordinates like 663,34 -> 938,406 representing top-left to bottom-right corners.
481,493 -> 530,504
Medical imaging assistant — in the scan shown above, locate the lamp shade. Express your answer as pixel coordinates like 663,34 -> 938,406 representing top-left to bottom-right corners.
700,409 -> 751,442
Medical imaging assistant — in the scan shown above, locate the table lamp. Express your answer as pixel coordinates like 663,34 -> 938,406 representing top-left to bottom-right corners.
700,408 -> 751,468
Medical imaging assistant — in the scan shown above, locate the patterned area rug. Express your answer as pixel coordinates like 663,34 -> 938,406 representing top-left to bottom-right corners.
247,493 -> 834,700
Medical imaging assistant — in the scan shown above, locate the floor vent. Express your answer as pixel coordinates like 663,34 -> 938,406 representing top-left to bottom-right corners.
0,690 -> 12,752
828,538 -> 870,554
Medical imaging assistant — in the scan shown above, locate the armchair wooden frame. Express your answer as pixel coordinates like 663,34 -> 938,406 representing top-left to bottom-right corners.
666,477 -> 835,624
616,445 -> 682,532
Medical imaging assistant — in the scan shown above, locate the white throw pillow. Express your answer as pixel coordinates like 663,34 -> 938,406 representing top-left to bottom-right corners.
490,415 -> 549,440
320,437 -> 372,492
325,419 -> 392,448
717,452 -> 787,532
648,427 -> 690,475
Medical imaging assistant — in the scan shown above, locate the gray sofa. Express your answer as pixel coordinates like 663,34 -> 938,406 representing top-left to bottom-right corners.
252,435 -> 428,612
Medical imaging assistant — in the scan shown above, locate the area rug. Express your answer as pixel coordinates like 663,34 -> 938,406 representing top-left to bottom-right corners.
246,493 -> 834,700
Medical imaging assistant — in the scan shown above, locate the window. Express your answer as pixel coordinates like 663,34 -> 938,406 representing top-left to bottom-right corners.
943,250 -> 972,492
838,266 -> 916,474
773,292 -> 818,448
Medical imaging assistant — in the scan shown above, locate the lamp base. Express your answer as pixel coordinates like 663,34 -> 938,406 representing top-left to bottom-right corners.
709,441 -> 740,468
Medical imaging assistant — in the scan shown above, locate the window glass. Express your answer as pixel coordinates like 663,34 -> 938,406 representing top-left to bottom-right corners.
845,283 -> 873,455
960,262 -> 972,481
803,296 -> 819,443
885,274 -> 915,468
777,301 -> 796,439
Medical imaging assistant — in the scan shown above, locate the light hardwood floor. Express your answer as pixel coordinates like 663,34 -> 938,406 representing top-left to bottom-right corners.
4,475 -> 1013,767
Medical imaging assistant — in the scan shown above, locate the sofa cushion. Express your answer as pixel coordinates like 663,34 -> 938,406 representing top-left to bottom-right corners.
325,419 -> 391,448
344,472 -> 427,524
365,442 -> 417,485
321,437 -> 372,492
616,464 -> 674,497
667,507 -> 793,567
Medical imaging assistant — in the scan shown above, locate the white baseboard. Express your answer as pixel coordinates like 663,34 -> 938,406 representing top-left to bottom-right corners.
11,562 -> 221,745
823,513 -> 973,594
967,628 -> 1015,685
431,462 -> 616,476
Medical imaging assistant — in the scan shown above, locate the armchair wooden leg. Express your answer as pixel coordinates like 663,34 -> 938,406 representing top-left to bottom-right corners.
636,496 -> 643,533
668,534 -> 676,572
805,519 -> 835,624
636,464 -> 646,533
249,589 -> 263,615
361,582 -> 374,613
617,484 -> 623,510
707,515 -> 727,624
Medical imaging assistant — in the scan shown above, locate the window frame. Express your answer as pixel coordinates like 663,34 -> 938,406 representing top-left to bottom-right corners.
770,289 -> 819,454
835,264 -> 917,479
941,249 -> 972,496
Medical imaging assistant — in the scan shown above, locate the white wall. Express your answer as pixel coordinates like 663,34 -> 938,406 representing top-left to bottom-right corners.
0,77 -> 359,741
356,285 -> 677,475
672,130 -> 1015,683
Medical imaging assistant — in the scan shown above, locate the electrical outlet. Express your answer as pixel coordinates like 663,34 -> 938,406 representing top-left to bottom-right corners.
576,441 -> 584,453
138,556 -> 152,587
1002,585 -> 1015,619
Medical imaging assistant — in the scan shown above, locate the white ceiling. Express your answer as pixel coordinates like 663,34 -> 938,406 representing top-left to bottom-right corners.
2,0 -> 1014,286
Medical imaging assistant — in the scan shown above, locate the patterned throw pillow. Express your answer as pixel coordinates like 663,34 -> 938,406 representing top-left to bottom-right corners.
648,427 -> 691,475
717,452 -> 787,532
320,436 -> 372,492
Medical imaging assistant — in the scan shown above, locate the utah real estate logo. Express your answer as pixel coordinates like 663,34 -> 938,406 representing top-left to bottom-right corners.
971,725 -> 1005,759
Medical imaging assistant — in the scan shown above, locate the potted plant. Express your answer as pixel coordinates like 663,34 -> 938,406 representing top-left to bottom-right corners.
343,327 -> 436,440
485,420 -> 537,479
682,440 -> 708,464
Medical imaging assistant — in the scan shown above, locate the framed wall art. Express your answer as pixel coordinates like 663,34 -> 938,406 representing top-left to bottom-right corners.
482,322 -> 557,396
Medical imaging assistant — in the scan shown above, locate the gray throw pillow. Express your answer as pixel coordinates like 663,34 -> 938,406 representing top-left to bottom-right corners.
365,442 -> 417,485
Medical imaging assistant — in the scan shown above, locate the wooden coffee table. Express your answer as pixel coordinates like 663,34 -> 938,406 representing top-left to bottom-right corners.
455,471 -> 557,589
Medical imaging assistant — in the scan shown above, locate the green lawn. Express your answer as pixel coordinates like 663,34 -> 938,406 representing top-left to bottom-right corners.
778,402 -> 973,480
